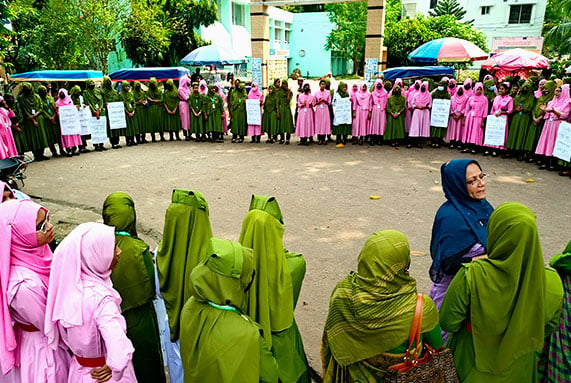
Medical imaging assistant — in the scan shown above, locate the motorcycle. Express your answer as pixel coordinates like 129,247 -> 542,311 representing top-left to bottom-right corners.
0,156 -> 28,191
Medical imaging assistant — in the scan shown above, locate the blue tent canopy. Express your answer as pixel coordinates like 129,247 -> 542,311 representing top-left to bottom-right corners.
109,67 -> 190,82
9,70 -> 104,82
382,66 -> 455,81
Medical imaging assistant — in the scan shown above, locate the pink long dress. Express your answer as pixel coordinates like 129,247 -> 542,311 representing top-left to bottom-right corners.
178,77 -> 190,132
295,93 -> 315,138
486,94 -> 513,149
215,83 -> 228,133
247,83 -> 263,136
536,84 -> 571,156
409,82 -> 432,138
55,89 -> 82,149
313,89 -> 331,135
0,108 -> 19,159
352,86 -> 371,137
446,91 -> 468,142
405,83 -> 420,134
462,86 -> 489,145
369,80 -> 388,136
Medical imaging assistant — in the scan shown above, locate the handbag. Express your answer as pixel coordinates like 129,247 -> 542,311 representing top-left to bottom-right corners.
384,293 -> 459,383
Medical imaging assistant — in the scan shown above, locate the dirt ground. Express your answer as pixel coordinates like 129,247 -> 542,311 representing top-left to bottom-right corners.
20,136 -> 571,374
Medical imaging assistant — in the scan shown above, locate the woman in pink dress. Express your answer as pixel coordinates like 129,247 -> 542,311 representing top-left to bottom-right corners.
215,82 -> 228,134
461,83 -> 489,154
45,222 -> 137,383
55,89 -> 82,157
484,83 -> 513,157
352,83 -> 371,145
405,80 -> 421,136
247,83 -> 263,143
536,84 -> 571,170
178,76 -> 191,141
368,79 -> 388,145
314,79 -> 332,145
0,97 -> 19,159
446,85 -> 468,149
0,199 -> 70,382
408,81 -> 432,148
296,83 -> 315,145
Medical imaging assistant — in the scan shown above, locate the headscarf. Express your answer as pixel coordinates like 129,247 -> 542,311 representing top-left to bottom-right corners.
483,80 -> 497,102
55,88 -> 72,107
513,82 -> 535,112
534,79 -> 547,98
448,79 -> 457,97
83,80 -> 104,112
548,83 -> 571,111
388,85 -> 406,113
407,80 -> 421,105
355,82 -> 370,105
323,230 -> 439,366
1,181 -> 15,202
432,80 -> 450,100
337,82 -> 349,98
100,76 -> 118,103
215,82 -> 226,102
263,85 -> 277,111
147,78 -> 161,100
17,82 -> 41,117
533,80 -> 555,118
430,159 -> 494,282
388,78 -> 403,97
248,82 -> 262,100
69,85 -> 82,106
371,79 -> 388,104
178,76 -> 190,101
120,81 -> 135,112
162,79 -> 179,110
132,81 -> 146,103
157,189 -> 213,342
199,80 -> 208,95
239,195 -> 293,346
450,86 -> 468,114
350,83 -> 359,103
465,202 -> 545,373
413,81 -> 431,106
549,240 -> 571,274
463,78 -> 474,99
44,222 -> 120,348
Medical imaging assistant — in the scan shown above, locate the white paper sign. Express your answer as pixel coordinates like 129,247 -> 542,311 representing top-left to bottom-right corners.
483,115 -> 507,146
107,102 -> 127,130
58,105 -> 81,136
430,99 -> 451,128
553,121 -> 571,162
90,117 -> 108,145
79,106 -> 91,135
246,99 -> 261,126
333,97 -> 352,125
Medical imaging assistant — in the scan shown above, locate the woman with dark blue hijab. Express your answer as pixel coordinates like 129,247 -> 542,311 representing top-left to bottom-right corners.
429,159 -> 494,315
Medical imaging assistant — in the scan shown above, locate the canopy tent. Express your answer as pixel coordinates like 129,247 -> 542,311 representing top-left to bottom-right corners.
180,44 -> 248,66
9,70 -> 103,82
109,67 -> 190,82
481,49 -> 550,81
408,38 -> 488,63
382,66 -> 455,81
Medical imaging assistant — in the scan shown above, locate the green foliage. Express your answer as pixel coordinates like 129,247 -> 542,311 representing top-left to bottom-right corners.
429,0 -> 473,25
280,5 -> 303,13
385,14 -> 487,68
543,0 -> 571,54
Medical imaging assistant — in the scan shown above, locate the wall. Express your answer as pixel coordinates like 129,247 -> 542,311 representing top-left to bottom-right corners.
289,12 -> 333,78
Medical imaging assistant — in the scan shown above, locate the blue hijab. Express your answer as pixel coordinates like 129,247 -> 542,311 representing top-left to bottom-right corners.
429,159 -> 494,282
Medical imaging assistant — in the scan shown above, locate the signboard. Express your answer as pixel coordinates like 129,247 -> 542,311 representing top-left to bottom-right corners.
90,117 -> 108,145
553,121 -> 571,162
483,115 -> 507,147
365,58 -> 378,86
58,105 -> 81,136
252,58 -> 262,86
430,99 -> 451,128
107,102 -> 127,130
246,99 -> 261,126
268,58 -> 288,85
491,37 -> 544,54
79,106 -> 92,136
333,97 -> 352,125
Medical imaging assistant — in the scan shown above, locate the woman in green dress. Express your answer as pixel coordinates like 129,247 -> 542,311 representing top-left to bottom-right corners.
525,80 -> 555,164
189,82 -> 206,142
262,85 -> 279,144
146,77 -> 164,142
18,82 -> 49,160
504,82 -> 535,160
440,202 -> 563,383
430,80 -> 451,148
101,76 -> 123,149
385,85 -> 406,147
277,78 -> 295,145
132,81 -> 148,144
230,80 -> 248,143
162,79 -> 181,142
36,85 -> 61,157
204,85 -> 224,143
83,79 -> 107,151
331,81 -> 352,146
120,81 -> 138,146
102,192 -> 166,383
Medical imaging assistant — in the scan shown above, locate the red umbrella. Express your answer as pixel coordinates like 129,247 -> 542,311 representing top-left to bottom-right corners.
481,48 -> 550,71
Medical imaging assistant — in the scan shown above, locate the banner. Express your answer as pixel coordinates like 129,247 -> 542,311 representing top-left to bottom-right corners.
553,121 -> 571,162
107,102 -> 127,130
246,99 -> 261,126
59,105 -> 81,136
333,98 -> 352,125
430,99 -> 451,128
252,58 -> 262,86
483,115 -> 507,146
79,106 -> 92,135
90,117 -> 108,145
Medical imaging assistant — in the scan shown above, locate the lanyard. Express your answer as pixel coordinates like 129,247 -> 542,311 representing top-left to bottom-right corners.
208,301 -> 241,314
115,231 -> 131,237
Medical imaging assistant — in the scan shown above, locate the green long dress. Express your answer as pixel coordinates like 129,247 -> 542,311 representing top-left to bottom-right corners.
189,90 -> 205,135
83,80 -> 106,121
431,81 -> 451,139
262,86 -> 279,136
5,94 -> 27,154
524,80 -> 555,152
440,202 -> 563,383
331,82 -> 352,136
36,85 -> 60,148
132,82 -> 147,135
277,79 -> 295,134
204,86 -> 224,134
505,82 -> 535,150
146,78 -> 163,134
102,192 -> 166,383
180,238 -> 279,383
119,82 -> 138,138
385,86 -> 406,141
230,83 -> 248,136
162,79 -> 180,133
157,189 -> 213,342
101,76 -> 125,139
239,195 -> 310,383
17,82 -> 47,154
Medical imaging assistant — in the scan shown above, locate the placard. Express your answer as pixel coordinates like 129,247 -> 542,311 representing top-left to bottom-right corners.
365,58 -> 378,86
58,105 -> 81,136
430,99 -> 451,128
79,106 -> 92,136
553,121 -> 571,162
246,99 -> 261,126
90,117 -> 108,145
483,115 -> 507,146
252,58 -> 262,86
333,97 -> 352,125
107,102 -> 127,130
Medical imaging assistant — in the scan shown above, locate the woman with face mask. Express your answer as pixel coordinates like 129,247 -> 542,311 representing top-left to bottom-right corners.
368,79 -> 388,146
526,80 -> 555,164
55,88 -> 82,157
483,83 -> 513,157
295,83 -> 315,145
430,80 -> 451,148
351,83 -> 371,146
447,85 -> 468,149
261,85 -> 277,144
17,82 -> 50,161
461,83 -> 489,154
101,76 -> 124,149
230,80 -> 248,143
463,78 -> 474,99
314,80 -> 332,145
408,81 -> 432,148
505,82 -> 535,160
405,80 -> 421,137
146,78 -> 164,142
162,79 -> 181,142
178,76 -> 191,141
247,83 -> 264,143
448,79 -> 457,97
276,79 -> 294,145
385,85 -> 406,147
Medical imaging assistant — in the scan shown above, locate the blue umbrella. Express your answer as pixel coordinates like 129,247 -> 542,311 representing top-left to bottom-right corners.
180,45 -> 247,66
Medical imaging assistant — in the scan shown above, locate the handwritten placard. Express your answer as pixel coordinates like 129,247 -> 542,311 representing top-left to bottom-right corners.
107,102 -> 127,130
79,106 -> 92,135
430,99 -> 451,128
90,117 -> 108,145
483,115 -> 507,146
59,105 -> 81,136
333,97 -> 352,125
553,121 -> 571,162
246,99 -> 261,126
252,58 -> 262,86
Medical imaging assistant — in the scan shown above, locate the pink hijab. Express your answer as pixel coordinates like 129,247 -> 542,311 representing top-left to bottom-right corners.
407,80 -> 421,102
548,84 -> 571,111
215,82 -> 226,102
1,181 -> 15,202
55,89 -> 72,107
199,80 -> 208,95
355,82 -> 371,105
45,222 -> 120,349
248,83 -> 262,100
372,79 -> 388,104
451,86 -> 468,114
350,83 -> 359,103
534,79 -> 547,98
463,78 -> 474,99
414,81 -> 431,106
448,79 -> 457,97
178,76 -> 190,101
0,199 -> 51,373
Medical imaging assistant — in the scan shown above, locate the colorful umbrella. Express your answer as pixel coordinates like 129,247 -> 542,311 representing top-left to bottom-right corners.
408,38 -> 488,63
180,45 -> 247,66
481,49 -> 550,71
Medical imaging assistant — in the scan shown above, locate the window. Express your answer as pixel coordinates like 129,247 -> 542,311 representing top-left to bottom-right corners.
481,6 -> 490,15
232,2 -> 245,26
508,4 -> 532,24
274,28 -> 281,42
285,29 -> 290,43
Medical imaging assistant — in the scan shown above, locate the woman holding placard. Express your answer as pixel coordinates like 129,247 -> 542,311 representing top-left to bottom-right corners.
430,80 -> 450,148
484,83 -> 513,157
331,82 -> 352,146
248,82 -> 264,143
55,88 -> 82,157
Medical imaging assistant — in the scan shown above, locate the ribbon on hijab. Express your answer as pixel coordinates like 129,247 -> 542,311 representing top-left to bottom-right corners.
372,79 -> 388,104
55,89 -> 72,108
179,76 -> 190,101
248,83 -> 262,100
430,159 -> 494,282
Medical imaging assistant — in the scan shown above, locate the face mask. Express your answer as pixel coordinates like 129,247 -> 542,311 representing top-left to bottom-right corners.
438,86 -> 444,91
489,86 -> 494,91
393,91 -> 401,97
421,86 -> 426,92
542,90 -> 549,95
465,84 -> 471,90
376,83 -> 382,89
457,89 -> 464,96
414,84 -> 420,90
449,83 -> 455,89
88,84 -> 95,90
385,85 -> 392,91
521,89 -> 529,94
39,90 -> 47,98
59,93 -> 65,99
304,88 -> 310,94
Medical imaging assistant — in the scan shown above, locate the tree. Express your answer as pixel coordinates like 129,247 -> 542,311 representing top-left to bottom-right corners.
543,0 -> 571,54
429,0 -> 473,25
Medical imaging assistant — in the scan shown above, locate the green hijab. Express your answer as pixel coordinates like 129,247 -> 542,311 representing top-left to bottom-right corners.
147,77 -> 161,100
17,82 -> 42,117
484,80 -> 496,102
120,81 -> 135,112
37,85 -> 56,117
249,194 -> 283,224
100,76 -> 118,103
513,82 -> 535,112
83,80 -> 104,111
132,81 -> 146,102
549,240 -> 571,274
102,192 -> 155,312
388,85 -> 406,112
466,202 -> 545,374
70,85 -> 82,106
162,79 -> 179,109
157,189 -> 213,341
263,85 -> 277,111
432,80 -> 450,99
337,81 -> 349,98
533,80 -> 555,118
323,230 -> 438,366
239,195 -> 294,347
231,81 -> 247,106
276,80 -> 292,105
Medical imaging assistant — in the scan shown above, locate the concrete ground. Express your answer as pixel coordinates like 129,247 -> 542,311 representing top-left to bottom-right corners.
20,136 -> 571,374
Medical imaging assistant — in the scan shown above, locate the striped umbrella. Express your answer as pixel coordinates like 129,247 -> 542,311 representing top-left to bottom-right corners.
408,38 -> 488,63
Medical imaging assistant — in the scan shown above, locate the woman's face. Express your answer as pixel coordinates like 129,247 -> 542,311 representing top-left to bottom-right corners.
275,79 -> 281,88
109,244 -> 122,270
36,209 -> 54,245
352,85 -> 358,92
476,87 -> 483,96
498,85 -> 507,96
555,87 -> 562,98
342,85 -> 347,93
320,82 -> 326,90
361,84 -> 367,91
465,163 -> 487,200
